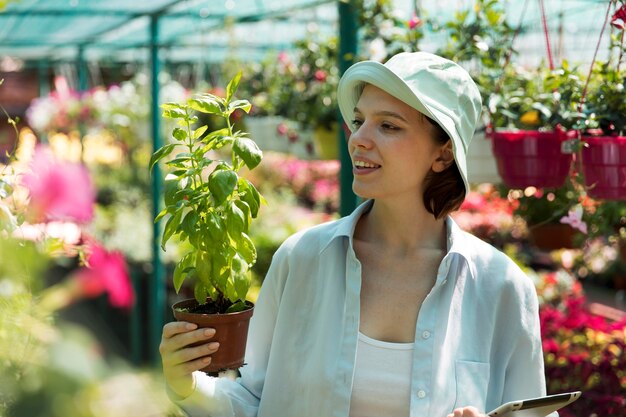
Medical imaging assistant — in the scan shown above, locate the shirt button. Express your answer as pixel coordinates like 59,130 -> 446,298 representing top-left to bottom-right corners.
422,330 -> 431,339
417,390 -> 427,398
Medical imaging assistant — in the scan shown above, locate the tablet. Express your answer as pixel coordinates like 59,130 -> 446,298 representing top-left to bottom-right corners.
487,391 -> 582,417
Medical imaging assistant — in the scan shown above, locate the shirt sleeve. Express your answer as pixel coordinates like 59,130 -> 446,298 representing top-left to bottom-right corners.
171,241 -> 290,417
501,269 -> 558,417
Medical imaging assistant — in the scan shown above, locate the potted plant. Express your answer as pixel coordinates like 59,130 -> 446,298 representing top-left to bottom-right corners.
487,63 -> 584,188
579,58 -> 626,200
509,181 -> 588,251
150,72 -> 263,373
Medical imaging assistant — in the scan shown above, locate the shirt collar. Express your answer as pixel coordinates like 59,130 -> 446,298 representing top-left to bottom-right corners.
320,199 -> 473,264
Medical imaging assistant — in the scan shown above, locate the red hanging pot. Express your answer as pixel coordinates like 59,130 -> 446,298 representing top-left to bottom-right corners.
490,130 -> 573,188
581,135 -> 626,200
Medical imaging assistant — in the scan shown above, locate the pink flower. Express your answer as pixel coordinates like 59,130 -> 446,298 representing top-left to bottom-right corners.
22,146 -> 95,223
560,205 -> 588,234
408,14 -> 423,30
611,4 -> 626,30
75,240 -> 134,309
314,70 -> 327,82
276,123 -> 288,136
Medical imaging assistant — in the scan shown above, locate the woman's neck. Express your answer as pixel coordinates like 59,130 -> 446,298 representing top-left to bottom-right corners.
356,198 -> 447,254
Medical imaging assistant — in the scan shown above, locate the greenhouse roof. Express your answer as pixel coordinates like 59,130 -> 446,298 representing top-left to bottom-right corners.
0,0 -> 620,67
0,0 -> 338,63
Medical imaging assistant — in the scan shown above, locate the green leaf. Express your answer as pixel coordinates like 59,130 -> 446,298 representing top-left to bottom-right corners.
154,208 -> 169,223
162,107 -> 187,119
173,127 -> 187,142
225,300 -> 248,313
193,125 -> 208,140
228,99 -> 252,114
206,211 -> 226,241
174,252 -> 195,293
234,199 -> 251,231
195,251 -> 212,282
149,143 -> 176,171
237,233 -> 257,265
226,201 -> 246,239
226,71 -> 242,102
161,208 -> 183,250
211,251 -> 230,292
237,179 -> 259,218
180,211 -> 199,237
209,170 -> 237,205
189,97 -> 222,115
233,137 -> 263,170
164,175 -> 181,207
194,282 -> 208,305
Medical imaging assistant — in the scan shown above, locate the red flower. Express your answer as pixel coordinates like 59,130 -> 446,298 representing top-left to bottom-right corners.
276,123 -> 288,136
314,70 -> 327,82
22,146 -> 95,223
611,4 -> 626,30
75,240 -> 134,309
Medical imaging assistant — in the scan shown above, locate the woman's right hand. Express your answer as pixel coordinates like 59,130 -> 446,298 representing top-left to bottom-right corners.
159,321 -> 220,398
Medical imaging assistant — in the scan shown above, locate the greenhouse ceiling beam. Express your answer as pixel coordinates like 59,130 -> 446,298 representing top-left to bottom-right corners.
156,0 -> 335,49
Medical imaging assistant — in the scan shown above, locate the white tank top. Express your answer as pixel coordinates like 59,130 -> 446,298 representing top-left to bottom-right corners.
349,331 -> 414,417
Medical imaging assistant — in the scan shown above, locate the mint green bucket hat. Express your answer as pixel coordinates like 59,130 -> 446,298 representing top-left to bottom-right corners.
337,52 -> 482,195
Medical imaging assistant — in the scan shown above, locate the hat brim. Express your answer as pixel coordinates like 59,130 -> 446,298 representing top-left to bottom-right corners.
337,61 -> 469,195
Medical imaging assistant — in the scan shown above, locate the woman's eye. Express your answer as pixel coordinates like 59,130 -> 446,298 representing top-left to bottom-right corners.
351,119 -> 363,128
381,123 -> 398,131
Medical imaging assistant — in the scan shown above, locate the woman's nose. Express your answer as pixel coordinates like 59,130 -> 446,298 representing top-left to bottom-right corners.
348,123 -> 374,149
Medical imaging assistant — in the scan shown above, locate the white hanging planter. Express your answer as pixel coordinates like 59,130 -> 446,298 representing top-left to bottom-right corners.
245,116 -> 314,159
467,128 -> 501,185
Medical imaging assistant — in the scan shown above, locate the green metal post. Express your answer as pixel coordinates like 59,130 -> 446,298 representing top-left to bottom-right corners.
149,14 -> 166,366
37,60 -> 49,143
77,46 -> 88,161
338,0 -> 359,217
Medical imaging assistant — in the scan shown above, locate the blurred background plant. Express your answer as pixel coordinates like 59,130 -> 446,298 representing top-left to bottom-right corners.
487,63 -> 585,131
0,126 -> 178,415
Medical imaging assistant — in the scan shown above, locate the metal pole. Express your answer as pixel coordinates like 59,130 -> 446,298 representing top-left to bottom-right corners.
37,60 -> 50,143
77,46 -> 88,161
149,14 -> 166,366
338,0 -> 359,217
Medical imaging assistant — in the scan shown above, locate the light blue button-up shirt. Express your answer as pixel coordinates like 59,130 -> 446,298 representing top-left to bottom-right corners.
175,201 -> 552,417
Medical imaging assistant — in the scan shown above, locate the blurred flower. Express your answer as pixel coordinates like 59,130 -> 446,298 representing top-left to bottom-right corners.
611,4 -> 626,30
21,146 -> 95,223
519,110 -> 541,126
368,37 -> 387,62
560,205 -> 588,234
408,14 -> 422,30
75,239 -> 134,309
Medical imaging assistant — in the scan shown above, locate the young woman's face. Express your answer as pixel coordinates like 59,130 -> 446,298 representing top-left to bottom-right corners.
348,84 -> 449,201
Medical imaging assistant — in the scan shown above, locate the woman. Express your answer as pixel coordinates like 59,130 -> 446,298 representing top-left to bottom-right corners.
160,52 -> 551,417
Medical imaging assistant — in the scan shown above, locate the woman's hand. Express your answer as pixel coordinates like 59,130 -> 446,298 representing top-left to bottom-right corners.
447,406 -> 487,417
159,321 -> 220,398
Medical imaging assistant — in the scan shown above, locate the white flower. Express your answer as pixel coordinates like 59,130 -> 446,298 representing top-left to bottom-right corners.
368,38 -> 387,62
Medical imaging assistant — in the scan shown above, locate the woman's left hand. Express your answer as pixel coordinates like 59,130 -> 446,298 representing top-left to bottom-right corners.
446,406 -> 487,417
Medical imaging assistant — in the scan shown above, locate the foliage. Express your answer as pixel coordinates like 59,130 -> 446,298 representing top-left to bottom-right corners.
487,63 -> 585,131
435,0 -> 515,99
355,0 -> 424,62
505,179 -> 588,229
152,72 -> 263,312
288,36 -> 340,131
583,63 -> 626,136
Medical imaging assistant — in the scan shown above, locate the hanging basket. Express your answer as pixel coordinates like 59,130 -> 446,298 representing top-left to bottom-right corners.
490,130 -> 573,188
581,135 -> 626,200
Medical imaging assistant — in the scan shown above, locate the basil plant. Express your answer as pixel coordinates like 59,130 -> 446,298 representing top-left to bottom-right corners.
150,72 -> 263,313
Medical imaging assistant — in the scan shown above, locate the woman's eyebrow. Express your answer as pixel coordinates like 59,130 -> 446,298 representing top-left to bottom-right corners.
353,107 -> 408,123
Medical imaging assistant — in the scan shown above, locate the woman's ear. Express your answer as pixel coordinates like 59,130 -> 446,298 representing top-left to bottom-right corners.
432,140 -> 454,173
